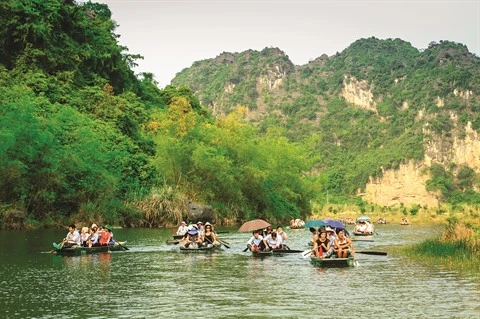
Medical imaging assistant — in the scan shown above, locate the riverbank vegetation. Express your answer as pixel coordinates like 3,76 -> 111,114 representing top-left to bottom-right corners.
0,1 -> 312,229
402,217 -> 480,279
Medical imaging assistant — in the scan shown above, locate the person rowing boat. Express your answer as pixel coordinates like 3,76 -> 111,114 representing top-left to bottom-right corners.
53,224 -> 80,249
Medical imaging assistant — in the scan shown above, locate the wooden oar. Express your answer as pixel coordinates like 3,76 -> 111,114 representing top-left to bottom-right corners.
356,251 -> 387,256
116,241 -> 129,250
272,249 -> 303,254
302,249 -> 313,258
217,239 -> 230,249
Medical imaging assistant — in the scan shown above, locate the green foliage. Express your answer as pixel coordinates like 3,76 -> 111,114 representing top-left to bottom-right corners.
426,164 -> 480,204
150,104 -> 313,222
0,1 -> 163,226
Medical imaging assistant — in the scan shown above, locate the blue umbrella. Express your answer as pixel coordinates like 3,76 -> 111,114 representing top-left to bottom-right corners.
322,219 -> 346,229
304,220 -> 328,228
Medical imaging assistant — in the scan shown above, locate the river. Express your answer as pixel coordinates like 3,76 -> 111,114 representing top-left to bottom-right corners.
1,223 -> 479,318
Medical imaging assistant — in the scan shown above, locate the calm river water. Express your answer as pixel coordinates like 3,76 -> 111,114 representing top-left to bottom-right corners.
1,223 -> 479,318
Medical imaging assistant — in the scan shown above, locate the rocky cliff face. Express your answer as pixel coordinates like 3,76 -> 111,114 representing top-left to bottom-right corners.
361,160 -> 439,207
342,76 -> 377,113
424,122 -> 480,173
360,92 -> 479,207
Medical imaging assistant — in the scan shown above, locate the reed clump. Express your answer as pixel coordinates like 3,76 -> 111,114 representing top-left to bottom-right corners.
404,217 -> 480,279
130,186 -> 187,227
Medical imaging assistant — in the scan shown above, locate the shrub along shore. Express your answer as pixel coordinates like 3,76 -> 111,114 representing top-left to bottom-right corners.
401,217 -> 480,280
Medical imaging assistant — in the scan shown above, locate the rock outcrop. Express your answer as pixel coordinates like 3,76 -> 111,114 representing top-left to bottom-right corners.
361,161 -> 439,207
342,76 -> 377,112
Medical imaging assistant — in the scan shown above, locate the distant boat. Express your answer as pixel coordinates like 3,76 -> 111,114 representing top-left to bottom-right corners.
352,231 -> 374,236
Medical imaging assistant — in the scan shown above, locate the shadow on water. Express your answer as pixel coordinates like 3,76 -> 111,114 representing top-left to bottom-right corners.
1,224 -> 479,318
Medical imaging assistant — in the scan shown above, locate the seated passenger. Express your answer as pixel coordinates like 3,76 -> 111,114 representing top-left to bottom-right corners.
265,232 -> 282,250
312,230 -> 330,258
365,221 -> 374,234
54,224 -> 81,249
99,225 -> 114,246
87,227 -> 99,247
263,226 -> 273,238
355,222 -> 367,233
247,230 -> 266,252
201,222 -> 217,247
182,228 -> 202,248
80,227 -> 90,247
276,226 -> 288,248
325,226 -> 336,257
334,229 -> 354,258
196,221 -> 205,236
176,221 -> 188,235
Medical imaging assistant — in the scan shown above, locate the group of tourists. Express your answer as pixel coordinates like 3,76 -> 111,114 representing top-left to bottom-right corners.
53,223 -> 115,249
353,220 -> 374,234
246,226 -> 289,252
177,221 -> 219,248
311,226 -> 354,258
289,219 -> 305,229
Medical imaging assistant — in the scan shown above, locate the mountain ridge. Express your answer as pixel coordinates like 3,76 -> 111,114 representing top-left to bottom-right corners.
171,37 -> 480,206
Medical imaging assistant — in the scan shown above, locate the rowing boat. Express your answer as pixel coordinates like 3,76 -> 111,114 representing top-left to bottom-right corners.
53,242 -> 128,256
251,249 -> 293,257
352,231 -> 374,236
179,245 -> 222,253
310,256 -> 355,268
166,238 -> 181,245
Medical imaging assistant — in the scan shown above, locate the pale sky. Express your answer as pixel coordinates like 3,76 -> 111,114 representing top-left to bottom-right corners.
88,0 -> 480,88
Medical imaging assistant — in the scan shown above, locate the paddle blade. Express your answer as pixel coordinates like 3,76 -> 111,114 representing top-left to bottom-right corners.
302,249 -> 313,258
218,239 -> 230,249
356,251 -> 387,256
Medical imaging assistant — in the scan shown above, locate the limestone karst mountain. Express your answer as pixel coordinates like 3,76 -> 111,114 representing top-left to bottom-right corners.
172,38 -> 480,206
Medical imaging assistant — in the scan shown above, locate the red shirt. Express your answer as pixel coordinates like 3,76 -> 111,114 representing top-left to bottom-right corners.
99,230 -> 111,245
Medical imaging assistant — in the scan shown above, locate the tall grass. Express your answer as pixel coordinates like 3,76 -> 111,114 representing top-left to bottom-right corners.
402,218 -> 480,279
128,185 -> 187,227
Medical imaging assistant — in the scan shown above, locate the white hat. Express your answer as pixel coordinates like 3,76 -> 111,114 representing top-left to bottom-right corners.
325,226 -> 334,232
181,221 -> 186,224
204,222 -> 211,226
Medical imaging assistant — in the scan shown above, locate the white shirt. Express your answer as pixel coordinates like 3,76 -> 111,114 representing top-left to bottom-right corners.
277,231 -> 287,244
247,235 -> 264,246
66,230 -> 81,245
265,236 -> 282,248
177,225 -> 188,235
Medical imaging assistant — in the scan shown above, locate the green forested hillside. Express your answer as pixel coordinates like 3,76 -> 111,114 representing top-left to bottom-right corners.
172,37 -> 480,206
0,0 -> 312,228
1,1 -> 479,229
